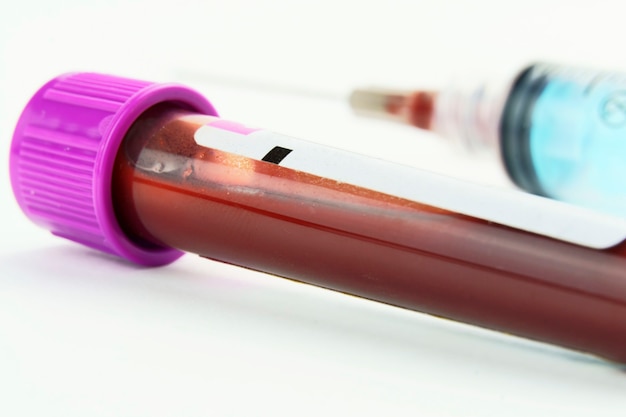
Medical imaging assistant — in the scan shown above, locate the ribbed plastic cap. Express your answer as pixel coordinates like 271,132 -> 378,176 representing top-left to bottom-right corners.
10,72 -> 218,266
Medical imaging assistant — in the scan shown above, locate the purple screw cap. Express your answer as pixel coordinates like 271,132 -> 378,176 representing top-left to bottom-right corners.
10,72 -> 218,266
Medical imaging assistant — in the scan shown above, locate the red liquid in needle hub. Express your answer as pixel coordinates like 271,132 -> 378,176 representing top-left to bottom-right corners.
384,91 -> 437,129
112,105 -> 626,363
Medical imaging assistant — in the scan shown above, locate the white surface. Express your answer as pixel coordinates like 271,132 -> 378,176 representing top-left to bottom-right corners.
3,1 -> 626,416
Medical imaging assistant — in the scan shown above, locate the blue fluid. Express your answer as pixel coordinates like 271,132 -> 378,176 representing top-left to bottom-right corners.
519,66 -> 626,217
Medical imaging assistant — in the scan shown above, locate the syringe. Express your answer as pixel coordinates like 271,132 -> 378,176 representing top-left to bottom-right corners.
350,63 -> 626,217
10,72 -> 626,363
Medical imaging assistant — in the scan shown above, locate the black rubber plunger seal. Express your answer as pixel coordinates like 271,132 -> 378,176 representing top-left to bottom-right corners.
499,64 -> 550,196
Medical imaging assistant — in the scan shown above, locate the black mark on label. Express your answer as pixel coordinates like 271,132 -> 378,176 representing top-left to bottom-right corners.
262,146 -> 293,164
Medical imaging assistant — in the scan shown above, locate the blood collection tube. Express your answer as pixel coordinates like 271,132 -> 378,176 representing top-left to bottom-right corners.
349,63 -> 626,217
10,73 -> 626,363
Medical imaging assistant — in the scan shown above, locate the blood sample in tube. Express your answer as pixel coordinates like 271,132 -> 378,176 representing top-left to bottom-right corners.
10,72 -> 626,363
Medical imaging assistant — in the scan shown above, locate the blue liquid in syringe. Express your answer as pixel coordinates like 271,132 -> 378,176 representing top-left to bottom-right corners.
501,64 -> 626,217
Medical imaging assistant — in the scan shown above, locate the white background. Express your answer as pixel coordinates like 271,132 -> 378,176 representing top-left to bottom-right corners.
2,1 -> 626,416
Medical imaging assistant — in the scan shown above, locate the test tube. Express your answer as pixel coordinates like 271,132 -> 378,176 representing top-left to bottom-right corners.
10,73 -> 626,363
350,63 -> 626,217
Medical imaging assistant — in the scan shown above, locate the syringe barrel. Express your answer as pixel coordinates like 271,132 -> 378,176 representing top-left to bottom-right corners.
500,63 -> 626,217
351,63 -> 626,217
111,104 -> 626,362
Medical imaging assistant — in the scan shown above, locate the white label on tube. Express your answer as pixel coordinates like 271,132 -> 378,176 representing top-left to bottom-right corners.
195,121 -> 626,250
